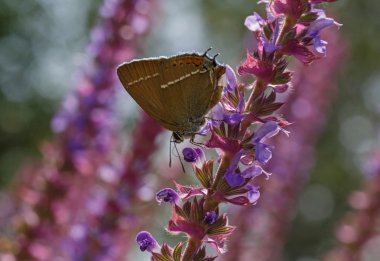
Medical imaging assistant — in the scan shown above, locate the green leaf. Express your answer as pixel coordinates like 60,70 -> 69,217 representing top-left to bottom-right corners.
194,246 -> 207,261
223,187 -> 249,196
256,102 -> 284,116
175,205 -> 189,219
299,12 -> 319,23
208,214 -> 227,229
152,252 -> 172,261
204,160 -> 214,185
272,72 -> 293,85
161,243 -> 172,258
202,257 -> 217,261
264,89 -> 276,103
190,198 -> 200,222
195,168 -> 211,188
173,242 -> 183,261
207,225 -> 235,236
183,201 -> 191,216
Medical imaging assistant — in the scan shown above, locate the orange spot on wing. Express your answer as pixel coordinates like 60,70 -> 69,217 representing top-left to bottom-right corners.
192,59 -> 202,66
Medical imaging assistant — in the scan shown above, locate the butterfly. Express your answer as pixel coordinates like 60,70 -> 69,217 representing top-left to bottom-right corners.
117,48 -> 226,144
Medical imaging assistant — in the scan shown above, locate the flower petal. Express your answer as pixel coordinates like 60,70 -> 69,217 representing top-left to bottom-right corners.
204,211 -> 217,225
255,143 -> 273,164
136,231 -> 159,252
225,170 -> 245,187
224,113 -> 245,126
253,121 -> 280,143
182,147 -> 204,163
241,165 -> 264,179
313,35 -> 328,54
246,185 -> 260,203
244,12 -> 265,32
156,188 -> 180,205
307,17 -> 342,38
225,65 -> 238,93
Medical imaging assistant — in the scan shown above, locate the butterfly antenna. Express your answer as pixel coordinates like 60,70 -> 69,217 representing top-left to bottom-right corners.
173,142 -> 186,173
203,47 -> 213,57
205,116 -> 223,123
212,53 -> 220,64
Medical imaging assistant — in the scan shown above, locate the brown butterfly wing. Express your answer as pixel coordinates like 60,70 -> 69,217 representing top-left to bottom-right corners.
117,53 -> 225,133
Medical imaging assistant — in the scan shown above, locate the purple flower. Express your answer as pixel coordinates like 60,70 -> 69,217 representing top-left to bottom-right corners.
204,211 -> 217,225
224,65 -> 238,95
253,121 -> 288,143
252,121 -> 288,164
136,231 -> 158,252
262,19 -> 281,55
246,185 -> 260,204
156,188 -> 180,205
281,39 -> 318,65
306,17 -> 342,54
225,169 -> 245,187
241,164 -> 270,179
244,12 -> 265,32
313,36 -> 328,54
210,103 -> 225,127
224,112 -> 245,126
222,79 -> 246,127
182,147 -> 204,163
255,143 -> 273,164
224,151 -> 246,187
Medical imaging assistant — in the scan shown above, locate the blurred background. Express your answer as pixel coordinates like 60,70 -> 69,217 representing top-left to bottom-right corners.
1,0 -> 380,260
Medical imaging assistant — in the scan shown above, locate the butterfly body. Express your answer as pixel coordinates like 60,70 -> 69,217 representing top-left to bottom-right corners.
117,51 -> 225,143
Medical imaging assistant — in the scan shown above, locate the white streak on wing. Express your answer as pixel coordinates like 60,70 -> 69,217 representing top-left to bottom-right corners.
127,73 -> 159,87
161,69 -> 201,89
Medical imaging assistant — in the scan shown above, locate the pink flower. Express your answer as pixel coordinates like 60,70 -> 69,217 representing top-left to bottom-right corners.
238,51 -> 276,84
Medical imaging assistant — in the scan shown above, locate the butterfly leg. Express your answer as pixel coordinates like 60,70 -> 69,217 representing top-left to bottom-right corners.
169,134 -> 186,173
190,136 -> 206,148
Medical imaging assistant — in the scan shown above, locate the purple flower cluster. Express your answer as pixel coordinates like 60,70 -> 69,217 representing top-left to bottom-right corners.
135,0 -> 341,260
4,0 -> 157,260
222,26 -> 347,261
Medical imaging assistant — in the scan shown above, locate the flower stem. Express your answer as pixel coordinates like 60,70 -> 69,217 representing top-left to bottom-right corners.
276,16 -> 294,45
211,154 -> 231,191
203,154 -> 232,211
241,79 -> 267,134
182,238 -> 201,261
245,80 -> 265,112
